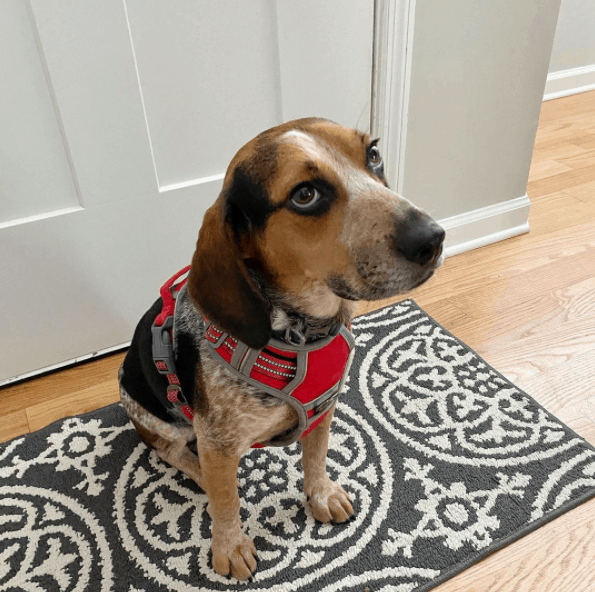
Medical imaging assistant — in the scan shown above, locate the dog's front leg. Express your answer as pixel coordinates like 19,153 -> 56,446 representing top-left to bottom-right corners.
301,406 -> 354,523
197,446 -> 257,580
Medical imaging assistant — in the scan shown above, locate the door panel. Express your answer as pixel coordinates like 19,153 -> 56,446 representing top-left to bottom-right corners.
125,0 -> 281,188
0,0 -> 79,225
0,0 -> 373,384
2,184 -> 216,381
276,0 -> 374,127
29,0 -> 157,207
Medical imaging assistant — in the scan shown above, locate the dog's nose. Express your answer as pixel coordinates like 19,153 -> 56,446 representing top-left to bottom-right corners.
394,212 -> 446,266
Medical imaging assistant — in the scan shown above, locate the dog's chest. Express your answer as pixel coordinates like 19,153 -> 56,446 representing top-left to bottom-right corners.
197,341 -> 297,451
173,288 -> 296,446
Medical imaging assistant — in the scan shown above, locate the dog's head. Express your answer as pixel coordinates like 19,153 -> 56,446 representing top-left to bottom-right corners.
188,118 -> 445,348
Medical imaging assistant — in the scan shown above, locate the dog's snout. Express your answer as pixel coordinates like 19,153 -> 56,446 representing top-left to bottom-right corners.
394,213 -> 446,266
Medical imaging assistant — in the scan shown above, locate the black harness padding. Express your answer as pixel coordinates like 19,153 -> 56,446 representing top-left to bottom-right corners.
120,297 -> 199,424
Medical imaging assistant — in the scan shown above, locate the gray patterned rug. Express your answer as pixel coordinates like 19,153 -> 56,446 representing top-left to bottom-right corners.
2,300 -> 595,592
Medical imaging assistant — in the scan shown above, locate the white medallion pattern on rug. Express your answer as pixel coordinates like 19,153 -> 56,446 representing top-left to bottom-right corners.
0,417 -> 130,495
1,300 -> 595,592
355,304 -> 584,465
114,410 -> 393,591
0,485 -> 113,592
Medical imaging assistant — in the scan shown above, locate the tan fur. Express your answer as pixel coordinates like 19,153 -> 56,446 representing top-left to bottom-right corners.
301,406 -> 353,523
197,447 -> 257,580
258,208 -> 349,317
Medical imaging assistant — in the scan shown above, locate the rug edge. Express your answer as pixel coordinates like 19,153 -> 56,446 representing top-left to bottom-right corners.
395,298 -> 595,591
0,402 -> 128,449
415,486 -> 595,592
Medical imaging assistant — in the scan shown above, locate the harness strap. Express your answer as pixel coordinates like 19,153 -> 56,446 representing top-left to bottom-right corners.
201,318 -> 355,447
151,266 -> 193,422
150,267 -> 355,447
154,265 -> 191,327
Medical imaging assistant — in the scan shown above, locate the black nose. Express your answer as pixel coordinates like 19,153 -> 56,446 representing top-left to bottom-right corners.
394,211 -> 446,266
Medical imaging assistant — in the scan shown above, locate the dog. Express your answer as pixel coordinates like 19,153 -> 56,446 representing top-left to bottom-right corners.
119,118 -> 445,580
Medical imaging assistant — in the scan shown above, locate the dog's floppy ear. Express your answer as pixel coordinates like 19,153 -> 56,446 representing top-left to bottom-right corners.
187,198 -> 272,350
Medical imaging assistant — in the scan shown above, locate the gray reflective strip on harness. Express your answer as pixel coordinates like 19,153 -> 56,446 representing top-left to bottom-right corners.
152,282 -> 193,423
202,322 -> 355,447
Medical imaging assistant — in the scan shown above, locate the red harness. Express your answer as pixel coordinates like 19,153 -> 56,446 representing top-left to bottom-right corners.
151,267 -> 355,447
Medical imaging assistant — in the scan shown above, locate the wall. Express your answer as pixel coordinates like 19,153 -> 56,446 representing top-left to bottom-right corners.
544,0 -> 595,100
549,0 -> 595,73
400,0 -> 561,254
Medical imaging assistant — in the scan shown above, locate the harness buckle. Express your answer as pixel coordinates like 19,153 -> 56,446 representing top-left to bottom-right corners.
285,326 -> 306,347
311,387 -> 340,418
152,317 -> 176,374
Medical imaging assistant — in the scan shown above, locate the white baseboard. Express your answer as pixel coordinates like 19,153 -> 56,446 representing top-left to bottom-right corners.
439,195 -> 531,258
544,64 -> 595,101
0,342 -> 130,387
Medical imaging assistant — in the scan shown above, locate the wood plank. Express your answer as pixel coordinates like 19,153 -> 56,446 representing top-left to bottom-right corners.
0,409 -> 29,442
531,141 -> 587,162
407,224 -> 595,314
443,240 -> 595,318
563,178 -> 595,202
537,90 -> 595,123
26,383 -> 121,433
533,125 -> 593,151
527,158 -> 571,182
519,350 -> 595,437
556,275 -> 595,318
574,135 -> 595,150
433,497 -> 595,592
449,292 -> 561,353
451,276 -> 595,355
0,352 -> 125,416
528,165 -> 595,197
527,190 -> 589,235
479,316 -> 595,384
556,149 -> 595,170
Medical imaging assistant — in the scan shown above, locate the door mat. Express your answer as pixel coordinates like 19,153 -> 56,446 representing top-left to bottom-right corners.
2,300 -> 595,592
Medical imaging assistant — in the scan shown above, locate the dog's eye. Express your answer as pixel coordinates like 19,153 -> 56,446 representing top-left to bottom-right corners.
291,184 -> 320,208
368,143 -> 382,165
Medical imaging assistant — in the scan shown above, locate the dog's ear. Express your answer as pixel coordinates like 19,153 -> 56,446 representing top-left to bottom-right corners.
187,196 -> 272,350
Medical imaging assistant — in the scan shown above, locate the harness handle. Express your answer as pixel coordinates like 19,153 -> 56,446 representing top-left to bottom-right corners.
154,265 -> 191,327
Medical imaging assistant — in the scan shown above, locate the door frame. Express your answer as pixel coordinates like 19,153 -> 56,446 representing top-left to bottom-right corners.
371,0 -> 416,194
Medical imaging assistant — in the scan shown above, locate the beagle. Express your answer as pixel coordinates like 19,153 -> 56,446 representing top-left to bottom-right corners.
119,118 -> 445,580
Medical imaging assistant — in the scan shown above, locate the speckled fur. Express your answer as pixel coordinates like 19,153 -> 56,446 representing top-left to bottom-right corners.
195,344 -> 297,454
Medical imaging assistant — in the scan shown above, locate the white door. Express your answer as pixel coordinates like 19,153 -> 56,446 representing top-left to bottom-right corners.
0,0 -> 373,384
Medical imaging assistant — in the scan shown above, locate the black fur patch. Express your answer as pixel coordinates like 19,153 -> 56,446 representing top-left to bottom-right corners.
226,168 -> 274,237
225,142 -> 281,237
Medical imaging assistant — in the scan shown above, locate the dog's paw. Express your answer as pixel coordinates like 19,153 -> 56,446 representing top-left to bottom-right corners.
211,529 -> 258,581
306,480 -> 354,524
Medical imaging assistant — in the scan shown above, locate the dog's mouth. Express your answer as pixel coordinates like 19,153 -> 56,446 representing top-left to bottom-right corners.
327,250 -> 444,302
326,275 -> 360,301
327,272 -> 430,301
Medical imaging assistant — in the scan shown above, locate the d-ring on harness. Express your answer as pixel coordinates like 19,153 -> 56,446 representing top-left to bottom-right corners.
151,267 -> 356,447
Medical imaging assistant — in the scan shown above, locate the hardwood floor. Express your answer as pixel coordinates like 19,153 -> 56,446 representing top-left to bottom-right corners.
2,90 -> 595,590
